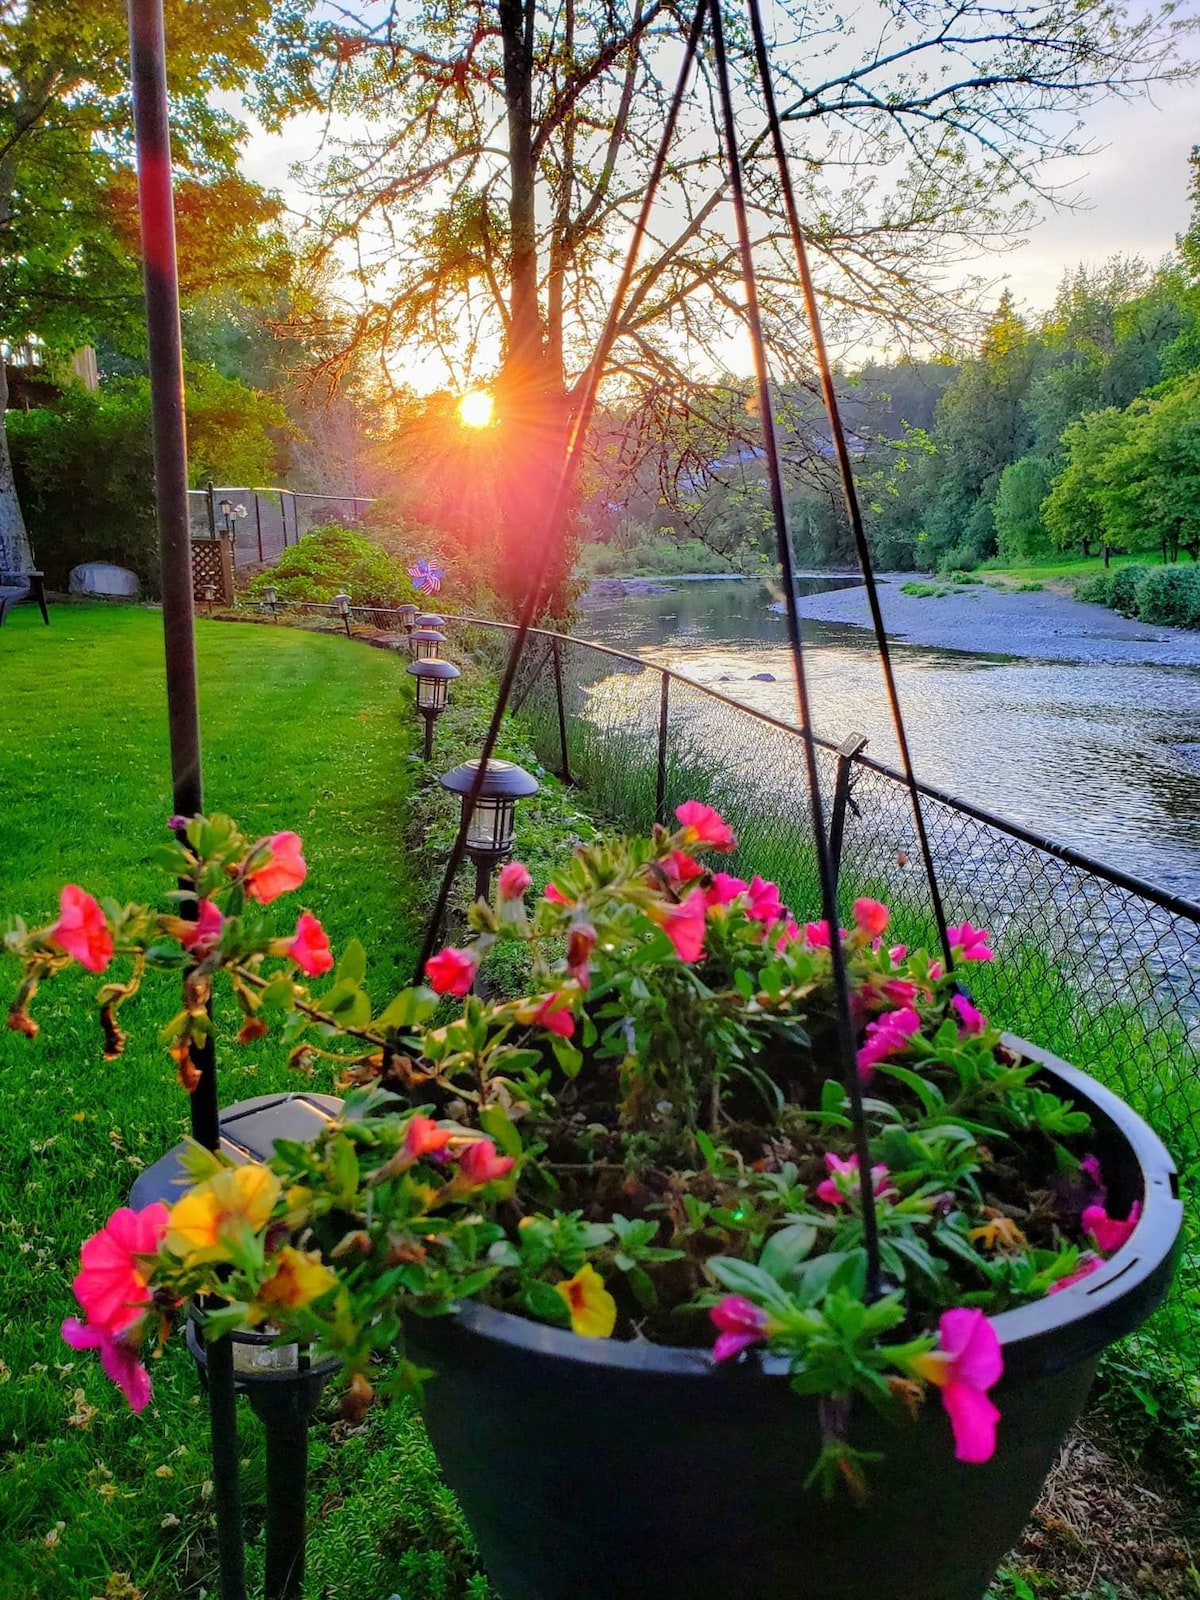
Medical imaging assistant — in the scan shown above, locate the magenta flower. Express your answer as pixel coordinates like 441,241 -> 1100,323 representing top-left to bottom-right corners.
912,1309 -> 1003,1464
856,1005 -> 921,1080
705,872 -> 748,908
245,831 -> 307,904
775,918 -> 801,952
675,801 -> 736,852
853,898 -> 889,939
804,920 -> 831,947
1083,1200 -> 1142,1254
710,1295 -> 774,1362
285,911 -> 335,977
73,1203 -> 170,1337
947,921 -> 994,962
527,992 -> 576,1039
653,890 -> 707,963
497,861 -> 532,900
180,898 -> 225,955
745,876 -> 785,926
425,946 -> 477,996
951,993 -> 986,1035
815,1152 -> 896,1207
566,923 -> 596,987
664,849 -> 706,886
889,944 -> 907,963
1048,1255 -> 1103,1294
62,1317 -> 153,1413
49,885 -> 114,974
544,883 -> 574,907
456,1138 -> 515,1186
877,977 -> 919,1007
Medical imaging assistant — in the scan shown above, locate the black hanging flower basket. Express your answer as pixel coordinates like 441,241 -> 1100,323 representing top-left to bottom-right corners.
405,1040 -> 1180,1600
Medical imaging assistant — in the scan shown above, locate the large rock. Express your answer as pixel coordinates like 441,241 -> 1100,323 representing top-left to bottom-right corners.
69,562 -> 140,598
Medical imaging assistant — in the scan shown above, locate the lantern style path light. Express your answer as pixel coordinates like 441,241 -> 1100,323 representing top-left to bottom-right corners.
131,1093 -> 343,1600
409,658 -> 460,760
416,612 -> 446,630
410,626 -> 446,661
333,592 -> 352,637
263,583 -> 279,619
440,758 -> 539,901
397,601 -> 418,633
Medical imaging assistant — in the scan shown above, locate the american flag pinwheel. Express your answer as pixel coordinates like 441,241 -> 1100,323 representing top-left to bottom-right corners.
407,558 -> 444,596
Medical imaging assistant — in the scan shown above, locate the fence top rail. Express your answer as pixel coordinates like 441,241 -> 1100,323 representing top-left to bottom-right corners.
188,486 -> 375,503
441,612 -> 1200,926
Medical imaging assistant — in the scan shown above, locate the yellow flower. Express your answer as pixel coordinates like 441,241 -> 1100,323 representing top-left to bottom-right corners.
555,1264 -> 617,1338
167,1164 -> 281,1258
255,1247 -> 338,1314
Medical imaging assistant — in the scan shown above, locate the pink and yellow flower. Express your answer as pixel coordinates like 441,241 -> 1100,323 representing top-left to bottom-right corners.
72,1203 -> 170,1336
705,872 -> 748,908
400,1114 -> 456,1164
245,832 -> 307,904
804,920 -> 831,947
285,911 -> 334,977
166,1165 -> 281,1258
815,1152 -> 896,1207
710,1295 -> 777,1362
910,1308 -> 1003,1463
674,801 -> 736,853
746,876 -> 784,926
555,1263 -> 617,1338
50,886 -> 114,974
544,883 -> 574,906
524,991 -> 576,1038
651,890 -> 707,963
456,1138 -> 515,1187
856,1005 -> 921,1080
255,1246 -> 338,1315
425,946 -> 477,996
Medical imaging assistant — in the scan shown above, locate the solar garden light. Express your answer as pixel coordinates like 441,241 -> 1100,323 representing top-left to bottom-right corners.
408,658 -> 460,760
416,611 -> 446,630
440,758 -> 540,901
333,592 -> 352,637
409,626 -> 446,661
263,584 -> 278,619
397,602 -> 418,632
201,582 -> 218,616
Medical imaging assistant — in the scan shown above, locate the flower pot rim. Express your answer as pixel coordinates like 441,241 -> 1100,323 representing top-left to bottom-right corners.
430,1034 -> 1181,1379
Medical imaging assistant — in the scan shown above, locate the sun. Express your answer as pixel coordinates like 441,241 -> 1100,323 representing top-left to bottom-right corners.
457,390 -> 495,428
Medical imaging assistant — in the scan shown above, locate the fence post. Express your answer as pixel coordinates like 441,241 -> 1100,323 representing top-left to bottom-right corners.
828,731 -> 868,887
655,670 -> 671,826
205,478 -> 216,537
254,492 -> 264,562
551,635 -> 571,784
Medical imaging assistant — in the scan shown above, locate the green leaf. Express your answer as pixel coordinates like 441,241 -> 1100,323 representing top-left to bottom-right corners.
336,938 -> 367,986
375,987 -> 439,1031
523,1279 -> 570,1327
480,1104 -> 523,1159
551,1036 -> 583,1078
759,1222 -> 818,1282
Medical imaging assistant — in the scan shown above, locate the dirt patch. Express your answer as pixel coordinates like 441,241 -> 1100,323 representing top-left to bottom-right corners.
1009,1415 -> 1197,1597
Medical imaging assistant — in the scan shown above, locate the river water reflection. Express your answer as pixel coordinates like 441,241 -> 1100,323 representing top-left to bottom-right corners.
579,577 -> 1200,903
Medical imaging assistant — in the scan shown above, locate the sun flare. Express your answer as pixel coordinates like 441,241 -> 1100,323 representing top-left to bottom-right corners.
457,390 -> 495,428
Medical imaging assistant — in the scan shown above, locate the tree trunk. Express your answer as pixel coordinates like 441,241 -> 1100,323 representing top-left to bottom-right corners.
0,362 -> 33,573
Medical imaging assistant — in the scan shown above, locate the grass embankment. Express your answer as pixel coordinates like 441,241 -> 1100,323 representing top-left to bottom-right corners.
0,605 -> 492,1600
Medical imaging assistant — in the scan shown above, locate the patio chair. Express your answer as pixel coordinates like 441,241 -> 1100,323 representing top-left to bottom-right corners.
0,532 -> 49,626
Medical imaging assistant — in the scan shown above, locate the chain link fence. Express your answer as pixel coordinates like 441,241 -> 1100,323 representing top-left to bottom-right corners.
257,601 -> 1200,1364
188,486 -> 371,567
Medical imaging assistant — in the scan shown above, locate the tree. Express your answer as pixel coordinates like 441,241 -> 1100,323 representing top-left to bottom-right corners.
0,0 -> 309,570
1041,406 -> 1129,558
1098,374 -> 1200,562
993,455 -> 1056,563
291,0 -> 1191,610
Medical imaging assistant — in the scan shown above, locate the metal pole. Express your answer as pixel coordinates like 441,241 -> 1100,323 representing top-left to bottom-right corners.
828,732 -> 868,889
423,712 -> 434,762
551,635 -> 571,784
655,671 -> 671,826
254,493 -> 264,563
474,858 -> 492,903
128,3 -> 245,1594
206,479 -> 216,539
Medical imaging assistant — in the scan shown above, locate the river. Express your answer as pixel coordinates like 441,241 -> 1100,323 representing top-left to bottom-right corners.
577,575 -> 1200,904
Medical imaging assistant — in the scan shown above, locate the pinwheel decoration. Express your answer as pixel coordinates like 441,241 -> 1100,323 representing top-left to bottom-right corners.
408,559 -> 444,597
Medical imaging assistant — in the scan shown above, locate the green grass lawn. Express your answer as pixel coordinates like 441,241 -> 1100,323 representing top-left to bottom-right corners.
979,553 -> 1159,590
0,604 -> 490,1599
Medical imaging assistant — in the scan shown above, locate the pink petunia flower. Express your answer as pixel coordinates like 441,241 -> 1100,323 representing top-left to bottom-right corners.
746,876 -> 785,926
663,850 -> 706,886
705,872 -> 748,908
497,861 -> 532,900
400,1115 -> 456,1163
815,1152 -> 896,1207
775,918 -> 801,953
951,993 -> 987,1036
804,920 -> 831,947
674,801 -> 736,852
912,1308 -> 1003,1464
62,1318 -> 153,1413
877,977 -> 919,1008
544,883 -> 574,907
653,891 -> 707,963
853,898 -> 889,939
72,1203 -> 170,1337
246,832 -> 307,904
1083,1201 -> 1142,1255
947,921 -> 994,963
528,992 -> 576,1038
856,1005 -> 921,1080
285,911 -> 334,977
889,944 -> 908,963
180,898 -> 225,956
456,1138 -> 515,1186
50,886 -> 114,974
425,946 -> 477,996
710,1295 -> 774,1362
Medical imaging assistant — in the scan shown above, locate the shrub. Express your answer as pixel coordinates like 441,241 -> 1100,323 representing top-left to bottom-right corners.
1132,564 -> 1200,628
1108,564 -> 1150,616
9,369 -> 285,591
244,523 -> 412,606
1073,572 -> 1112,604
